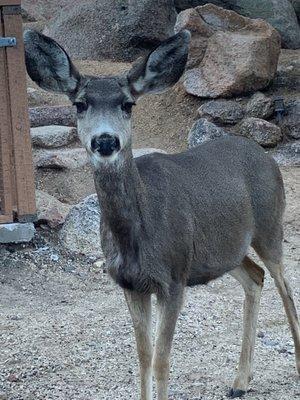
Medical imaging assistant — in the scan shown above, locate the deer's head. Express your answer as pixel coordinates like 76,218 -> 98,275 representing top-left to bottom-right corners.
24,30 -> 190,169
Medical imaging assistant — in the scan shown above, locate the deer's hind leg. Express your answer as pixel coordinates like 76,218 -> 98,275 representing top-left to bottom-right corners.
229,256 -> 265,398
259,258 -> 300,375
253,226 -> 300,376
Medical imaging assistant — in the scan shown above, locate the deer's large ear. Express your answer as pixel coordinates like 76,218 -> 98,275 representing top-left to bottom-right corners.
127,30 -> 190,98
24,30 -> 81,96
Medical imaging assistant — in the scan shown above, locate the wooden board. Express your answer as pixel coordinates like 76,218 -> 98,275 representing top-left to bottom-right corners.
0,6 -> 13,222
0,3 -> 36,223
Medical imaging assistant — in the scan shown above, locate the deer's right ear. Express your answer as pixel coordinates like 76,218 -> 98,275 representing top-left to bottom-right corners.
23,30 -> 81,97
127,30 -> 190,99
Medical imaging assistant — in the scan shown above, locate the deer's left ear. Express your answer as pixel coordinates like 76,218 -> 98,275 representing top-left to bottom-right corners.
127,30 -> 190,98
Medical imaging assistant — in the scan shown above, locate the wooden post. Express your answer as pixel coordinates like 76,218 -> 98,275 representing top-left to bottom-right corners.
0,0 -> 36,223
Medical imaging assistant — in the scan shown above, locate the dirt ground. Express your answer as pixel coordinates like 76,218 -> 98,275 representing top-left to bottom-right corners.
1,52 -> 299,399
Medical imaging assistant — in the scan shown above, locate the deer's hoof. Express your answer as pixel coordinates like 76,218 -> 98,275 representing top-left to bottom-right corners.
228,388 -> 246,398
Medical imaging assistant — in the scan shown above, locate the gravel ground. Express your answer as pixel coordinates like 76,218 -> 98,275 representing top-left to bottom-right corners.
0,168 -> 299,400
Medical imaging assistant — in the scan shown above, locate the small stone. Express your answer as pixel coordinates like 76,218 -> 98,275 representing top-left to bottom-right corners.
0,223 -> 35,244
50,254 -> 59,262
262,338 -> 280,347
238,117 -> 282,147
7,374 -> 19,383
8,315 -> 23,321
63,264 -> 76,272
198,100 -> 244,124
246,92 -> 274,119
31,126 -> 77,148
188,118 -> 229,148
34,148 -> 88,170
92,259 -> 106,273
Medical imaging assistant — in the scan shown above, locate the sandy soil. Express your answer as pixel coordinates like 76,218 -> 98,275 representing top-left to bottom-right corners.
0,167 -> 299,400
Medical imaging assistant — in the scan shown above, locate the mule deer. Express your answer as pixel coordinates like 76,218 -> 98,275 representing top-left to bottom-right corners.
24,29 -> 300,399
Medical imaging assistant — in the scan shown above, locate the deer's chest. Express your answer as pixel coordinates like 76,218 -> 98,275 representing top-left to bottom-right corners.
100,229 -> 153,293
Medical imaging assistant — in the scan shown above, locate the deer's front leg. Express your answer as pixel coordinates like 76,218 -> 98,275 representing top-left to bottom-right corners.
125,290 -> 153,400
153,284 -> 184,400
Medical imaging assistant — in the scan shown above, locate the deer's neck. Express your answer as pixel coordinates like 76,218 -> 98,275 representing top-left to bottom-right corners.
93,149 -> 167,295
93,149 -> 144,255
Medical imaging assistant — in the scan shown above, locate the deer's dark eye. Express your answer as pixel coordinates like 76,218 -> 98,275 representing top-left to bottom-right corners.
74,102 -> 88,114
121,101 -> 135,115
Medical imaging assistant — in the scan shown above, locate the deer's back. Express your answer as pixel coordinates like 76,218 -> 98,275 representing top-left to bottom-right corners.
135,136 -> 285,288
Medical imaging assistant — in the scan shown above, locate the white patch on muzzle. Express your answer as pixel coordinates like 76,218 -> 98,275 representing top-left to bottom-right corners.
76,109 -> 131,169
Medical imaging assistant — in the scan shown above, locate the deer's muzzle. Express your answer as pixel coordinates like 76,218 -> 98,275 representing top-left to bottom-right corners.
91,134 -> 121,157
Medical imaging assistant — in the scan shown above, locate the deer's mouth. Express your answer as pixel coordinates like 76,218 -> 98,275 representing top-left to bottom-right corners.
91,134 -> 121,157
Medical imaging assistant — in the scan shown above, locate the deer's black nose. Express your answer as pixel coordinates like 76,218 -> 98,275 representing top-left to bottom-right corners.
91,134 -> 120,156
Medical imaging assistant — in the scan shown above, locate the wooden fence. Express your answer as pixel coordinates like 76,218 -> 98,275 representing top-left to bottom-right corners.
0,0 -> 36,224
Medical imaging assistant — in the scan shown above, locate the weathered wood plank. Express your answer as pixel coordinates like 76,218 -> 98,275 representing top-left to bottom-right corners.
0,7 -> 13,222
3,5 -> 36,220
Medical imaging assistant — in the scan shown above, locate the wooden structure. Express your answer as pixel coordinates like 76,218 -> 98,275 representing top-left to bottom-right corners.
0,0 -> 36,223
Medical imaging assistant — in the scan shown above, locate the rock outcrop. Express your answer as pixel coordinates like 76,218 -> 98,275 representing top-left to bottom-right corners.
176,4 -> 281,98
45,0 -> 177,62
175,0 -> 300,49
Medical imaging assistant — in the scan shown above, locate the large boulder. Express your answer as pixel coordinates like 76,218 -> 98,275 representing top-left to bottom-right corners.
34,148 -> 88,170
35,190 -> 71,228
29,106 -> 76,128
270,141 -> 300,166
280,99 -> 300,140
175,1 -> 224,11
188,118 -> 229,148
175,0 -> 300,49
59,194 -> 102,257
22,0 -> 72,20
45,0 -> 177,62
272,49 -> 300,91
176,4 -> 281,98
198,100 -> 244,124
238,117 -> 282,147
31,126 -> 77,148
246,92 -> 274,119
230,0 -> 300,49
